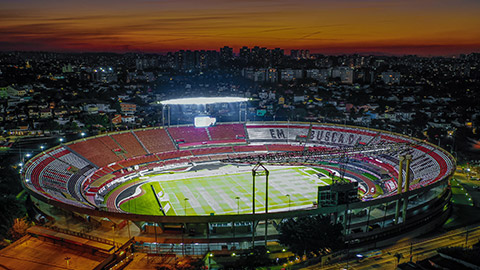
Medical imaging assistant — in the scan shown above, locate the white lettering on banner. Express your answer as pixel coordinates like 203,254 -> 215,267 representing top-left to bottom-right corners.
309,129 -> 362,145
264,128 -> 365,145
269,128 -> 287,139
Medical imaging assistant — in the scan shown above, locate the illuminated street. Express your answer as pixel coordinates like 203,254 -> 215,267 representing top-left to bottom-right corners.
306,224 -> 480,269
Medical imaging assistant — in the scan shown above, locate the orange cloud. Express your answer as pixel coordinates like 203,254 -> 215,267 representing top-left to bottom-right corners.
0,0 -> 479,55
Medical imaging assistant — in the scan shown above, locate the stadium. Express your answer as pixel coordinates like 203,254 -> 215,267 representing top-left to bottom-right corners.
21,115 -> 456,249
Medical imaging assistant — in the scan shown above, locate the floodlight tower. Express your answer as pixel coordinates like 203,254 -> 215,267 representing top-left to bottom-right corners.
239,101 -> 247,122
161,104 -> 171,127
252,162 -> 269,248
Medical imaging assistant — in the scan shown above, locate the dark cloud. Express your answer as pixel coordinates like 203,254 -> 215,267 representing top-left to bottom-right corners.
44,15 -> 119,22
257,27 -> 296,33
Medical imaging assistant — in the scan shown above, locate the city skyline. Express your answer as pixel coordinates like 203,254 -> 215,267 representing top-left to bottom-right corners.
1,0 -> 480,56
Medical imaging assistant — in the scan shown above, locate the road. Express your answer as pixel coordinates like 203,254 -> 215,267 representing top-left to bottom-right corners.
305,224 -> 480,269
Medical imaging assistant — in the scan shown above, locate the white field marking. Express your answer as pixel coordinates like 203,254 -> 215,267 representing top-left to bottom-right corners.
144,165 -> 306,182
265,170 -> 311,210
159,182 -> 177,216
229,176 -> 255,212
237,167 -> 317,208
195,187 -> 215,214
163,203 -> 171,213
300,168 -> 322,182
144,165 -> 322,215
191,187 -> 212,213
306,169 -> 337,185
176,186 -> 201,213
269,170 -> 316,191
160,193 -> 170,202
198,187 -> 222,213
218,191 -> 238,211
316,178 -> 330,185
169,203 -> 177,215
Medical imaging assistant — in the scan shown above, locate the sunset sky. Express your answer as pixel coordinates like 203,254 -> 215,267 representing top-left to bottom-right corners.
1,0 -> 480,55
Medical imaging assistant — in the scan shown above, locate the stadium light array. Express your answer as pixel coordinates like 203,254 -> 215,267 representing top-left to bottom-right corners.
159,97 -> 249,105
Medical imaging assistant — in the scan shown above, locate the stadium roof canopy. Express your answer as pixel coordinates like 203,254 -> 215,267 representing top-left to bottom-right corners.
159,97 -> 249,105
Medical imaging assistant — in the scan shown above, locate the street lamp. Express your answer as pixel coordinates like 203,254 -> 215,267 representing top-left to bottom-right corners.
234,196 -> 240,243
184,198 -> 189,216
40,145 -> 45,150
65,257 -> 71,269
182,198 -> 189,257
24,153 -> 31,164
286,194 -> 291,211
59,138 -> 64,143
236,196 -> 240,214
208,253 -> 213,270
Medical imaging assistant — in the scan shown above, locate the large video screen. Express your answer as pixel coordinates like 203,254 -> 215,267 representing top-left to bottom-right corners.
194,116 -> 216,127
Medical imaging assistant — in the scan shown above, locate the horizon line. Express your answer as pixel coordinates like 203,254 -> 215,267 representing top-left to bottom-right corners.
2,48 -> 479,58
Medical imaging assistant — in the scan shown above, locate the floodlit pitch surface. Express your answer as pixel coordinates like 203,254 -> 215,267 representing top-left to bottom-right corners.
118,165 -> 336,216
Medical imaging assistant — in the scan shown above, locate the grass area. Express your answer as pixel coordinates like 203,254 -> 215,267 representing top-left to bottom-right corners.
119,166 -> 325,216
103,177 -> 146,202
362,172 -> 378,181
373,184 -> 384,198
450,178 -> 474,206
311,167 -> 350,184
119,181 -> 172,215
16,190 -> 26,200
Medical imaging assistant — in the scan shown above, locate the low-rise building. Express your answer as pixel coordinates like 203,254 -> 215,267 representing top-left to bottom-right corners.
40,109 -> 52,119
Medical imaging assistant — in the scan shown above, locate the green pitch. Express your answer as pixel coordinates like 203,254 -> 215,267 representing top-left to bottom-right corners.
118,165 -> 333,216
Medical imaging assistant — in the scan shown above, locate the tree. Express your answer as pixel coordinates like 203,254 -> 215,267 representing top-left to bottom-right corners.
38,120 -> 61,131
235,246 -> 271,269
411,111 -> 428,129
9,217 -> 30,241
61,120 -> 79,132
82,114 -> 110,129
0,195 -> 24,239
277,215 -> 344,258
0,157 -> 25,240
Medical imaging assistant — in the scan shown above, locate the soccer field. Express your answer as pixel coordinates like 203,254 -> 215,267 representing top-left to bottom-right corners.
118,164 -> 334,216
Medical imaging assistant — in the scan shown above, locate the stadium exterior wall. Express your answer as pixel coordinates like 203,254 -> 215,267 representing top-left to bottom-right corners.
22,121 -> 455,240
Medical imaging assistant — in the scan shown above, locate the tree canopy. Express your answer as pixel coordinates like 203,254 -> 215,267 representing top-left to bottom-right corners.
277,215 -> 344,258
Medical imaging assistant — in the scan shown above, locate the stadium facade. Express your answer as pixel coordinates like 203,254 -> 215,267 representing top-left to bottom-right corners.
21,122 -> 455,246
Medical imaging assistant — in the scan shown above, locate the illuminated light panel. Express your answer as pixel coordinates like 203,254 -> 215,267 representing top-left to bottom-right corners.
194,116 -> 216,127
160,97 -> 248,105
